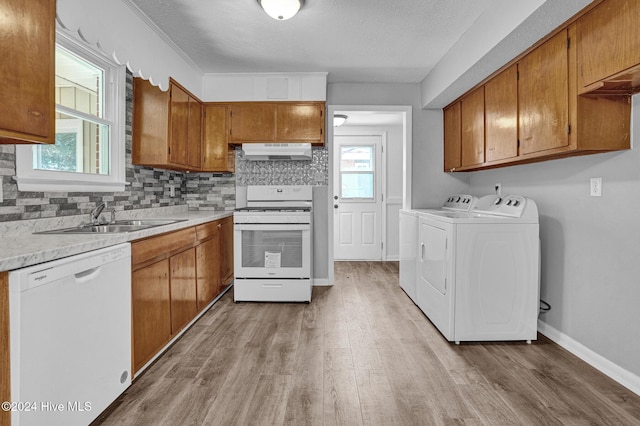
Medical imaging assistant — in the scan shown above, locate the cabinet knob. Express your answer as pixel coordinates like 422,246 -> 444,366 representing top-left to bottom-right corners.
334,204 -> 338,209
217,224 -> 222,228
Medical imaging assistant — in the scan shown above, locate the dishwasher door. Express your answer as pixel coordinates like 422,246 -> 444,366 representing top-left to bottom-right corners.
8,243 -> 132,426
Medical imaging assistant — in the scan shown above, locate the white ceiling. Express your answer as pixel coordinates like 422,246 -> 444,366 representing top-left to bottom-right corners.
127,0 -> 496,84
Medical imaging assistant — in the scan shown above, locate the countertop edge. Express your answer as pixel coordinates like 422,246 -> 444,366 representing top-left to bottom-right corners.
0,211 -> 233,272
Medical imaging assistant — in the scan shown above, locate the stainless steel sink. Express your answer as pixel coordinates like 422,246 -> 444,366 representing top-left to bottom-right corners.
34,219 -> 186,234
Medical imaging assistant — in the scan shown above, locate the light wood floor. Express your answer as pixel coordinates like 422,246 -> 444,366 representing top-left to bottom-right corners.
95,261 -> 640,425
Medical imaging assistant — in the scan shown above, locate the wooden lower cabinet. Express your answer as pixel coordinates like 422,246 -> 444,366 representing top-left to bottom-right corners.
131,217 -> 234,375
196,232 -> 221,311
132,259 -> 172,374
169,248 -> 197,333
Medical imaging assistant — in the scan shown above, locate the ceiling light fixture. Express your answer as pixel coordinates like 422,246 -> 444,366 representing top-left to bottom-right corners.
333,114 -> 348,127
257,0 -> 304,20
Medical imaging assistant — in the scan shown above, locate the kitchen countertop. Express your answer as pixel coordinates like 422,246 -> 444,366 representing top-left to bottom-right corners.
0,206 -> 233,272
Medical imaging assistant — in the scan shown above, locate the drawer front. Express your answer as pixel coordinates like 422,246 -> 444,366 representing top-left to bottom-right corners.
132,227 -> 196,267
234,279 -> 311,302
195,220 -> 221,242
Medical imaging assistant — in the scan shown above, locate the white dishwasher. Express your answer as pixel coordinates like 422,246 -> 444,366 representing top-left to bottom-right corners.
8,243 -> 132,426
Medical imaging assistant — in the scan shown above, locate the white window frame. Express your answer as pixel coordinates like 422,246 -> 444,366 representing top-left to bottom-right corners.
15,30 -> 126,192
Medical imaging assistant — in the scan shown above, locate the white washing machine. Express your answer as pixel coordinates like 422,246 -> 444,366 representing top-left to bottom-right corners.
414,194 -> 540,344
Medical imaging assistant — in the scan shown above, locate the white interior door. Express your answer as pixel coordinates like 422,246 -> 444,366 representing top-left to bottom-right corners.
333,134 -> 383,260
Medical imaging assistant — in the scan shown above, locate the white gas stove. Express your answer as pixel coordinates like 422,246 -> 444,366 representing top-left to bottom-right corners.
233,185 -> 313,302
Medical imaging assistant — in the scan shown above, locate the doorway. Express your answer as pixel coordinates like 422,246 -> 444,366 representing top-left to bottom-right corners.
327,105 -> 412,285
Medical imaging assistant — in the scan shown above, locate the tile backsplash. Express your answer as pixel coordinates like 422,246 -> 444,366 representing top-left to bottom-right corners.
0,72 -> 235,223
234,147 -> 328,186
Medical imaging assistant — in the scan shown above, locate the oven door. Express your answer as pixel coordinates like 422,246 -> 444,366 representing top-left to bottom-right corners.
234,223 -> 311,279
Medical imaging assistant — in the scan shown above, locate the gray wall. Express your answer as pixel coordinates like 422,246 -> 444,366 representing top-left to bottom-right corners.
327,83 -> 469,209
467,96 -> 640,378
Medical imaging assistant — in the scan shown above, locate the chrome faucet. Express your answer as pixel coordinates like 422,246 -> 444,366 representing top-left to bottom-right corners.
90,202 -> 106,225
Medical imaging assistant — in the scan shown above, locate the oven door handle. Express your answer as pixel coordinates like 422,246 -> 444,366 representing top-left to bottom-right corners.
234,224 -> 310,231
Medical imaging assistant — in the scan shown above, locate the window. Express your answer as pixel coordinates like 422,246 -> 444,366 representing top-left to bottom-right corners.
16,30 -> 126,192
339,145 -> 375,199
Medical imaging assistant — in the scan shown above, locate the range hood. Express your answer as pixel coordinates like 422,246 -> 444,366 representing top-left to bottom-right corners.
242,143 -> 312,161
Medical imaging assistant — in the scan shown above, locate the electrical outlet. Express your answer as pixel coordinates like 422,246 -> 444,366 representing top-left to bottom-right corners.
169,184 -> 175,197
494,183 -> 502,196
0,181 -> 3,203
590,177 -> 602,197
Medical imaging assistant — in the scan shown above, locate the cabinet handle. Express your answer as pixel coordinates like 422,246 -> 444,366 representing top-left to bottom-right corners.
420,242 -> 425,261
217,223 -> 222,228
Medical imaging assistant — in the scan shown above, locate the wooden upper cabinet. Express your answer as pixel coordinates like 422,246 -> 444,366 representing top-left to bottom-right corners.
228,103 -> 276,142
228,102 -> 326,145
518,30 -> 569,155
460,87 -> 485,167
0,0 -> 55,144
133,77 -> 202,171
485,65 -> 518,162
577,0 -> 640,93
443,103 -> 461,172
203,104 -> 234,172
276,103 -> 325,143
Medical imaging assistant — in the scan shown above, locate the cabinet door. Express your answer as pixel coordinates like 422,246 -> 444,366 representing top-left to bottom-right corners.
485,65 -> 518,162
443,103 -> 461,171
203,104 -> 232,171
170,248 -> 197,334
519,30 -> 569,155
0,0 -> 55,144
229,103 -> 276,142
196,233 -> 221,310
169,83 -> 190,166
577,0 -> 640,90
276,103 -> 325,144
132,259 -> 172,373
219,217 -> 234,289
460,87 -> 485,167
187,96 -> 202,170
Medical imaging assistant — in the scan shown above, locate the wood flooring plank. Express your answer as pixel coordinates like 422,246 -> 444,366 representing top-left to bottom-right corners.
355,369 -> 403,426
323,368 -> 364,426
95,261 -> 640,426
243,374 -> 292,426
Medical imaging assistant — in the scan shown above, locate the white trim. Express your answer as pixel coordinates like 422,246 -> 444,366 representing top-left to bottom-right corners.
312,279 -> 331,286
386,196 -> 403,205
327,105 -> 412,285
538,320 -> 640,396
15,30 -> 126,193
386,255 -> 400,261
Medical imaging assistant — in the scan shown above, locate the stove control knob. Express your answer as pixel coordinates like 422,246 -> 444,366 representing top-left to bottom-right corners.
455,196 -> 461,202
513,200 -> 520,207
494,197 -> 502,205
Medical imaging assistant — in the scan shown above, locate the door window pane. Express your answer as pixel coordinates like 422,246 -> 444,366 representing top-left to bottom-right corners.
340,145 -> 375,199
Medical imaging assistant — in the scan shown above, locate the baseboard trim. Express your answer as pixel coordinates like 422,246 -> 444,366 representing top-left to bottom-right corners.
312,278 -> 331,286
538,320 -> 640,396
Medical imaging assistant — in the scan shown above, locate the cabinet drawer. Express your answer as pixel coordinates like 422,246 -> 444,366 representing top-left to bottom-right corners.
196,220 -> 221,242
234,279 -> 311,302
132,227 -> 196,267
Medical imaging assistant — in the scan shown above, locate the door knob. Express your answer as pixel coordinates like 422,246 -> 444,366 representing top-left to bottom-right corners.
334,204 -> 338,209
